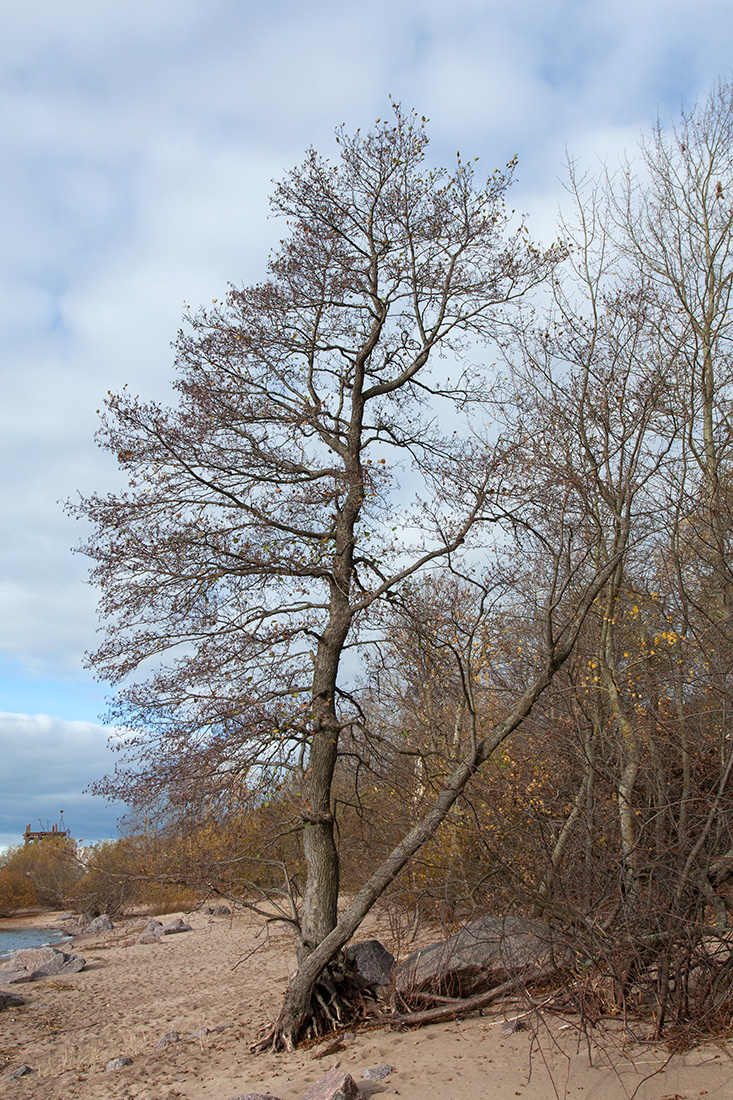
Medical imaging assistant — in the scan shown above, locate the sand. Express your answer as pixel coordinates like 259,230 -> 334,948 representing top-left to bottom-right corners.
1,906 -> 732,1100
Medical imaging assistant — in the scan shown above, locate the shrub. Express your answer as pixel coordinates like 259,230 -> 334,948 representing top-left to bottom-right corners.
0,869 -> 37,916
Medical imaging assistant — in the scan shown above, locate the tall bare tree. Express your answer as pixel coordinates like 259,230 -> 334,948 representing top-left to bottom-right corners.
76,109 -> 568,1044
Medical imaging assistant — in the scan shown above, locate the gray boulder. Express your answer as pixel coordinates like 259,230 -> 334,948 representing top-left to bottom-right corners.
345,940 -> 395,989
0,946 -> 85,983
35,952 -> 84,977
0,991 -> 25,1010
1,947 -> 57,972
301,1068 -> 364,1100
396,915 -> 556,997
87,914 -> 114,934
0,970 -> 31,984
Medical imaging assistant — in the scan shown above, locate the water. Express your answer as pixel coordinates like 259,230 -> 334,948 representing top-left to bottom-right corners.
0,926 -> 69,960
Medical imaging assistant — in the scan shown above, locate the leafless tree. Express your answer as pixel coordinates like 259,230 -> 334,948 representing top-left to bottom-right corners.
75,108 -> 578,1046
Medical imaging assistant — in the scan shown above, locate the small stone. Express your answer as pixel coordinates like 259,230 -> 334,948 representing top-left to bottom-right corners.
501,1017 -> 527,1036
301,1067 -> 365,1100
162,918 -> 193,935
206,904 -> 232,915
6,1064 -> 34,1079
105,1056 -> 133,1071
226,1094 -> 285,1100
154,1030 -> 180,1049
188,1026 -> 211,1039
0,990 -> 26,1009
362,1064 -> 393,1080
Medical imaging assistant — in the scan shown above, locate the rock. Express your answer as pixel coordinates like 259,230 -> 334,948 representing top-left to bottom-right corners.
31,953 -> 86,979
144,919 -> 164,935
87,914 -> 114,934
154,1030 -> 180,1049
5,1063 -> 34,1080
162,918 -> 193,935
0,947 -> 85,983
0,970 -> 31,984
396,915 -> 556,998
187,1026 -> 211,1039
137,933 -> 165,945
301,1068 -> 365,1100
362,1064 -> 393,1080
226,1095 -> 285,1100
206,904 -> 232,915
1,947 -> 58,972
0,991 -> 26,1009
55,912 -> 75,921
501,1016 -> 527,1036
345,940 -> 395,989
105,1056 -> 133,1071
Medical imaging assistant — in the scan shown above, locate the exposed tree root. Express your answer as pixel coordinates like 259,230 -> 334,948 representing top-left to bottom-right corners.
251,955 -> 375,1054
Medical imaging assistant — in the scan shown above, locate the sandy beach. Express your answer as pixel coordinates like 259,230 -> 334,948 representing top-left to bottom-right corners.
1,906 -> 732,1100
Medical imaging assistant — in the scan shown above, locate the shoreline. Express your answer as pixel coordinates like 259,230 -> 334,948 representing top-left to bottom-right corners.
0,908 -> 67,931
0,910 -> 73,958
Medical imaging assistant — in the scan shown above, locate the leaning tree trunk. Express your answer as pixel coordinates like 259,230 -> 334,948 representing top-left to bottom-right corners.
253,560 -> 623,1052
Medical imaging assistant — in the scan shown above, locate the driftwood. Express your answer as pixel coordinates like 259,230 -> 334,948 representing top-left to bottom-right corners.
382,962 -> 561,1028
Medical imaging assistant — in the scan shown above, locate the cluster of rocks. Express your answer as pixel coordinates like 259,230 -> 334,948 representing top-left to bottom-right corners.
0,945 -> 86,985
52,911 -> 113,935
122,916 -> 194,945
227,1064 -> 394,1100
338,917 -> 554,1005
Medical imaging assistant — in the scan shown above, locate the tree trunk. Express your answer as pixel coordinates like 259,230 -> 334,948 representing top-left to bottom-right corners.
253,554 -> 623,1051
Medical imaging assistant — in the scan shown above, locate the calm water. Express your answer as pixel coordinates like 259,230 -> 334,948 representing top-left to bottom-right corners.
0,927 -> 69,959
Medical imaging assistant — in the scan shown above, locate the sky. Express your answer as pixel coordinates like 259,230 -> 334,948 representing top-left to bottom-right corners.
3,0 -> 733,849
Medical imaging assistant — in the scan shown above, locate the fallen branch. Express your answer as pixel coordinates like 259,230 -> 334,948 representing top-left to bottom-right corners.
380,964 -> 561,1028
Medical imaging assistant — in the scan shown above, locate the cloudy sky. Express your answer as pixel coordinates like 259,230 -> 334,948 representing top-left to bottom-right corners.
2,0 -> 733,848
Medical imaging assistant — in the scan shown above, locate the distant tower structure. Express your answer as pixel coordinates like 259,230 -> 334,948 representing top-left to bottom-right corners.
23,817 -> 70,844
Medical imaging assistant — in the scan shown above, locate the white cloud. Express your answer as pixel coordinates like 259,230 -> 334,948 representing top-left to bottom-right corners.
0,712 -> 125,846
3,0 -> 733,821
